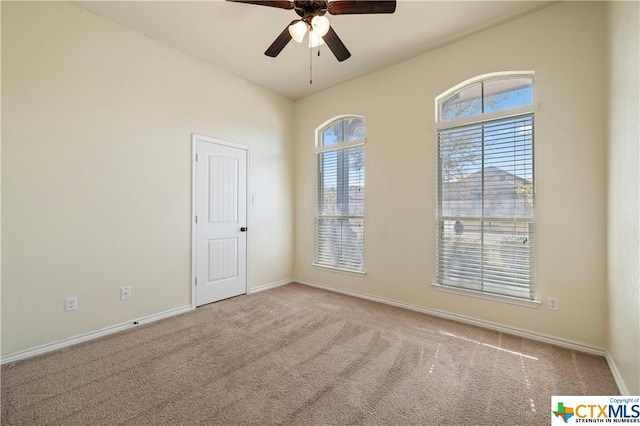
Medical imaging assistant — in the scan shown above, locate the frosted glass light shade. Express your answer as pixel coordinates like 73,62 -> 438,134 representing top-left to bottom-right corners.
311,16 -> 330,37
288,20 -> 307,43
308,31 -> 325,48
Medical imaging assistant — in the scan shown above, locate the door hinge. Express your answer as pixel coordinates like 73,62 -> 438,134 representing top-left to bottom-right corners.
195,216 -> 198,223
195,154 -> 199,162
195,277 -> 198,286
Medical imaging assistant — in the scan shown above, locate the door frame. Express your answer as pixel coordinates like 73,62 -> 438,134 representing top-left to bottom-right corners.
191,133 -> 250,309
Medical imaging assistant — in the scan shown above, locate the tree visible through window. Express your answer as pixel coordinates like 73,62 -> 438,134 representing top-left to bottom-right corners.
435,73 -> 535,300
315,116 -> 365,272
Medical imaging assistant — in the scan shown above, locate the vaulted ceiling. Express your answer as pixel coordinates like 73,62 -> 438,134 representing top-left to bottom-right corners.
74,1 -> 552,101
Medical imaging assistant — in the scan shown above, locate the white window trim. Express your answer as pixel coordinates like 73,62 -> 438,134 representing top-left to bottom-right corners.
315,138 -> 365,154
313,263 -> 367,277
434,72 -> 536,303
314,115 -> 366,274
433,104 -> 538,131
431,283 -> 541,308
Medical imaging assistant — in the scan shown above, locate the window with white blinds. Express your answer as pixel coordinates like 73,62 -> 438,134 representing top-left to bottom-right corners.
315,116 -> 365,272
435,73 -> 535,300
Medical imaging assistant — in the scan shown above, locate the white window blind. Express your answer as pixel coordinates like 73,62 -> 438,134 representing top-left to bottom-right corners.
316,146 -> 365,271
315,117 -> 365,272
436,114 -> 535,299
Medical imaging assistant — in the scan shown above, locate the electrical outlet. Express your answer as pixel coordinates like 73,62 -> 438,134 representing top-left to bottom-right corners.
66,296 -> 77,312
121,286 -> 131,300
307,258 -> 312,265
547,297 -> 559,311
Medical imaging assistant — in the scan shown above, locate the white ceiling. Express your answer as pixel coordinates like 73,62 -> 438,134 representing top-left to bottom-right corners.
74,1 -> 552,101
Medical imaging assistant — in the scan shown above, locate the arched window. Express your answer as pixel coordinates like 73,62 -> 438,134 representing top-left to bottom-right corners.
437,73 -> 534,122
314,116 -> 365,273
434,72 -> 537,303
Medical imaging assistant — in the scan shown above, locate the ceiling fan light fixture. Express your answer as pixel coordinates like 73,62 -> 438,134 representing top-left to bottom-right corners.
311,15 -> 330,37
308,31 -> 325,48
288,20 -> 307,43
227,0 -> 397,62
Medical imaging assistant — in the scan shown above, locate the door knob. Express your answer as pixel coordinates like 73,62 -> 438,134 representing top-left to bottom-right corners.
240,227 -> 247,232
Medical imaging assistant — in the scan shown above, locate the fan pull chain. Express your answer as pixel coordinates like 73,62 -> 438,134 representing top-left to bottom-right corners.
310,35 -> 322,85
309,36 -> 313,85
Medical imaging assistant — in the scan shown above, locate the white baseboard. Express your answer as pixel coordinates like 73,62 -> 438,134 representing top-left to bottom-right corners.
296,279 -> 607,357
1,277 -> 294,365
4,280 -> 626,395
0,305 -> 193,365
605,352 -> 631,395
249,278 -> 294,294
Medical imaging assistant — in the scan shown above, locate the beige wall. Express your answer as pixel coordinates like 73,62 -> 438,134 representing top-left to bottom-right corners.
294,2 -> 609,348
606,1 -> 640,395
3,0 -> 637,394
1,1 -> 294,355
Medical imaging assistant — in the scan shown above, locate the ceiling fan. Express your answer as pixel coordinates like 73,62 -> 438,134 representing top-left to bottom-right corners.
227,0 -> 397,62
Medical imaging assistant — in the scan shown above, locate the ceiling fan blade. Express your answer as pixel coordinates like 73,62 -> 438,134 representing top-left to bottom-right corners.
265,25 -> 293,58
328,0 -> 396,15
226,0 -> 294,10
322,26 -> 351,62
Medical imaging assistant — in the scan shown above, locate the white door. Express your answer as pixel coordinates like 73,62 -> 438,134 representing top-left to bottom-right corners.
194,137 -> 248,306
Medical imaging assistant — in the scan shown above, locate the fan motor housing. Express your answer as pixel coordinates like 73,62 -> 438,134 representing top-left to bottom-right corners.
295,0 -> 328,18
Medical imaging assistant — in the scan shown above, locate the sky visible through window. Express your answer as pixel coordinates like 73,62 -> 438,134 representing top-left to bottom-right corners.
441,79 -> 532,121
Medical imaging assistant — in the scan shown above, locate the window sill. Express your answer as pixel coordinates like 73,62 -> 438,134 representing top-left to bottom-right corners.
312,263 -> 367,277
431,283 -> 541,308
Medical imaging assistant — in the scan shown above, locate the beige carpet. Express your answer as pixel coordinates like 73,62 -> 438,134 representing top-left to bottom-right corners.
1,283 -> 618,425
